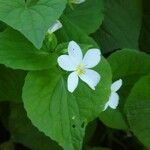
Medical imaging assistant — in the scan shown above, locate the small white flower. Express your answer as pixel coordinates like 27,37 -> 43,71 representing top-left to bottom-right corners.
47,20 -> 62,33
103,79 -> 123,111
57,41 -> 101,93
70,0 -> 86,4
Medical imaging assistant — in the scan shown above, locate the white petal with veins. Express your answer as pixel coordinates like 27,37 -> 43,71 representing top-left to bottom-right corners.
67,72 -> 79,93
68,41 -> 83,64
82,49 -> 101,68
108,92 -> 119,109
79,69 -> 100,90
111,79 -> 122,92
57,55 -> 76,71
58,41 -> 101,92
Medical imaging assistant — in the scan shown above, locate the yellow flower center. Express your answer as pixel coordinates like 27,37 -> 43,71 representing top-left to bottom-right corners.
76,64 -> 85,75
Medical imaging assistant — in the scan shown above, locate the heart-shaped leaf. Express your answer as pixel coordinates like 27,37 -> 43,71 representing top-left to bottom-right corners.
0,29 -> 57,70
65,0 -> 104,34
0,0 -> 66,48
22,57 -> 112,150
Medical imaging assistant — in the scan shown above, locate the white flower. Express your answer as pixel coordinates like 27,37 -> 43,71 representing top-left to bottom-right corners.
47,20 -> 62,33
57,41 -> 101,93
103,79 -> 123,111
70,0 -> 86,4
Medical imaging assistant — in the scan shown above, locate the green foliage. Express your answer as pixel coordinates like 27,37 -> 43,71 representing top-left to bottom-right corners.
99,50 -> 150,130
125,75 -> 150,149
139,0 -> 150,54
23,70 -> 85,150
0,0 -> 149,150
56,16 -> 98,47
65,0 -> 104,34
99,109 -> 128,130
0,0 -> 66,48
108,50 -> 150,103
22,57 -> 112,150
0,29 -> 57,70
9,103 -> 62,150
93,0 -> 142,53
0,65 -> 26,102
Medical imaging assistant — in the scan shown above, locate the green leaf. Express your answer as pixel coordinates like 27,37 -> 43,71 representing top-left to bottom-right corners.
0,29 -> 57,70
125,75 -> 150,149
9,103 -> 61,150
92,0 -> 142,53
65,0 -> 104,34
99,109 -> 128,130
74,57 -> 112,121
83,120 -> 97,145
139,0 -> 150,54
0,0 -> 66,48
22,56 -> 112,149
108,49 -> 150,104
23,70 -> 85,150
0,65 -> 26,102
56,15 -> 98,47
0,21 -> 7,32
99,49 -> 150,130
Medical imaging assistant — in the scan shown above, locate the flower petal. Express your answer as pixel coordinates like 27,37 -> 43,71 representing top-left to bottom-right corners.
103,101 -> 109,111
67,72 -> 79,93
71,0 -> 86,4
68,41 -> 83,64
108,92 -> 119,109
48,20 -> 62,33
79,69 -> 100,90
111,79 -> 123,92
57,55 -> 76,71
82,48 -> 101,68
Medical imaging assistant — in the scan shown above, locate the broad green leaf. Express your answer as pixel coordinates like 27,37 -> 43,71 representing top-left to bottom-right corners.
125,75 -> 150,149
92,0 -> 142,53
108,49 -> 150,105
56,16 -> 98,47
99,50 -> 150,130
99,109 -> 128,130
0,65 -> 26,102
23,70 -> 85,150
9,103 -> 61,150
0,29 -> 57,70
22,56 -> 112,150
65,0 -> 104,34
0,0 -> 66,48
